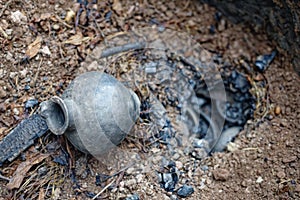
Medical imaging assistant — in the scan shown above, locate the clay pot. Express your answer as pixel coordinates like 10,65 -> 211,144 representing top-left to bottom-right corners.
40,72 -> 140,155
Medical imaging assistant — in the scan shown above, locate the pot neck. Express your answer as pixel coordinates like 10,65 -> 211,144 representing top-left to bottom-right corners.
39,96 -> 69,135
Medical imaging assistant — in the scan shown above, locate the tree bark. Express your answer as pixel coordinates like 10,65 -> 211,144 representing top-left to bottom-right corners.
201,0 -> 300,75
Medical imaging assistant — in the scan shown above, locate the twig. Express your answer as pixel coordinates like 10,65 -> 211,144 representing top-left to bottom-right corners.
114,171 -> 125,187
33,58 -> 43,87
93,18 -> 106,45
100,42 -> 146,58
92,179 -> 115,200
0,0 -> 13,18
0,26 -> 8,38
58,43 -> 65,59
0,174 -> 10,181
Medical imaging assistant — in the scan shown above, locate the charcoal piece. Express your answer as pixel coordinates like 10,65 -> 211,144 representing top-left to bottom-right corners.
25,99 -> 39,109
158,172 -> 178,192
95,174 -> 110,185
0,114 -> 48,165
230,72 -> 250,93
255,51 -> 277,72
85,191 -> 96,198
53,154 -> 68,166
37,166 -> 48,177
177,184 -> 194,198
24,85 -> 30,91
125,194 -> 140,200
157,160 -> 179,192
140,98 -> 151,120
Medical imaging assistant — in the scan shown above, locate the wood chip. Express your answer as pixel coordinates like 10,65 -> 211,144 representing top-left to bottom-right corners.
25,36 -> 42,59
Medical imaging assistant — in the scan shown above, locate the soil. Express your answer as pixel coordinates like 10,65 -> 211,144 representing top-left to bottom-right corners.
0,0 -> 299,200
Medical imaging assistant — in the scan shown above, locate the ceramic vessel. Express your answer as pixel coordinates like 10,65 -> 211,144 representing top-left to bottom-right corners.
40,71 -> 140,155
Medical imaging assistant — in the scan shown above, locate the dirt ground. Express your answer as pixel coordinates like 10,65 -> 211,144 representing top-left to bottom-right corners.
0,0 -> 299,199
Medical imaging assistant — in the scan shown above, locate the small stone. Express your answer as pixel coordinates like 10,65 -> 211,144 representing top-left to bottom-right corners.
40,46 -> 51,56
82,182 -> 87,188
19,69 -> 27,78
274,106 -> 281,115
126,167 -> 135,174
151,147 -> 160,154
11,11 -> 27,24
170,194 -> 178,200
5,29 -> 13,36
87,61 -> 100,71
175,161 -> 183,170
158,25 -> 165,32
256,176 -> 263,183
275,127 -> 281,132
25,99 -> 39,109
282,155 -> 297,163
192,138 -> 208,148
145,187 -> 154,196
52,24 -> 60,30
217,19 -> 226,31
201,165 -> 209,172
276,171 -> 286,179
177,184 -> 194,198
191,148 -> 208,160
213,168 -> 230,181
9,72 -> 17,78
136,174 -> 143,183
241,180 -> 247,187
227,142 -> 239,152
13,108 -> 19,115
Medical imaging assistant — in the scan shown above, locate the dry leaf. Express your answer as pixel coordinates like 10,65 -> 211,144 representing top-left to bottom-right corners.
64,33 -> 90,46
6,154 -> 49,190
25,36 -> 42,59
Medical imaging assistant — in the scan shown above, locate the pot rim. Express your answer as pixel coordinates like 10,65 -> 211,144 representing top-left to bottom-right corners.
46,96 -> 69,135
